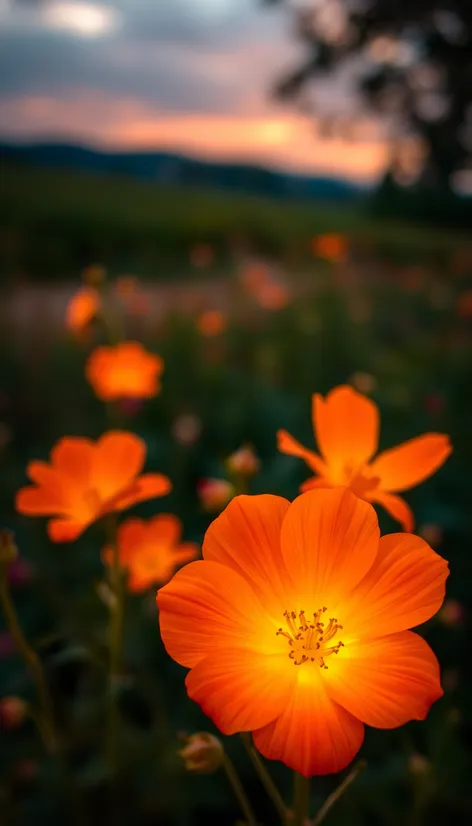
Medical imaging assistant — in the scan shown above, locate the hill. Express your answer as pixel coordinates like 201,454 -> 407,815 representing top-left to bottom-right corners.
0,141 -> 365,203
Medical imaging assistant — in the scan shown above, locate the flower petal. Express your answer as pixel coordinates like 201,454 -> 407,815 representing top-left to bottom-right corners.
16,486 -> 63,516
370,491 -> 414,531
94,431 -> 146,500
300,477 -> 332,493
48,517 -> 86,543
106,518 -> 145,567
369,434 -> 452,493
280,488 -> 379,610
326,631 -> 442,729
185,648 -> 294,735
277,430 -> 326,474
157,560 -> 280,668
174,543 -> 199,565
113,473 -> 171,511
313,386 -> 379,470
50,437 -> 94,485
148,514 -> 181,545
253,670 -> 364,776
203,494 -> 291,612
23,461 -> 72,512
344,533 -> 448,637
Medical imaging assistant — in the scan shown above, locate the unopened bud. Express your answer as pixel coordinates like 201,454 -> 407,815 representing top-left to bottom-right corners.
226,445 -> 260,478
0,697 -> 28,730
179,732 -> 224,774
418,523 -> 443,548
438,598 -> 465,627
408,753 -> 433,778
349,372 -> 377,395
82,264 -> 106,287
0,529 -> 18,565
197,479 -> 234,512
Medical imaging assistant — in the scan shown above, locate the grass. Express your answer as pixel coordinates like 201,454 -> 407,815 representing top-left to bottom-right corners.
1,162 -> 471,282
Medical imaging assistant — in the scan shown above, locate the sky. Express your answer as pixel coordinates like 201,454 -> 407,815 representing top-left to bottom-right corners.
0,0 -> 390,182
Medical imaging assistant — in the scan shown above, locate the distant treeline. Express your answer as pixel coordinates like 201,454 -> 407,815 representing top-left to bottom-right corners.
370,176 -> 472,230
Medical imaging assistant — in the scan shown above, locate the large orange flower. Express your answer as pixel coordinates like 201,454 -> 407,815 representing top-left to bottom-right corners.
103,515 -> 198,592
85,342 -> 164,401
277,385 -> 452,531
16,432 -> 171,542
158,489 -> 448,777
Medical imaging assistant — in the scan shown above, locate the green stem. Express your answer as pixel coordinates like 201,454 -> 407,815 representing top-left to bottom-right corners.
0,565 -> 58,754
312,760 -> 366,826
97,280 -> 126,346
222,754 -> 258,826
293,772 -> 310,826
105,516 -> 125,773
240,733 -> 287,823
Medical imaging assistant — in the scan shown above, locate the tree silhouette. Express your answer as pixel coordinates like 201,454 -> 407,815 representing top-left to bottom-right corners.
263,0 -> 472,192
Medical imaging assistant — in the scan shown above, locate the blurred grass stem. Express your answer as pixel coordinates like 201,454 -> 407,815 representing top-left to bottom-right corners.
222,754 -> 258,826
0,563 -> 58,754
293,772 -> 310,826
312,760 -> 366,825
240,732 -> 287,823
105,515 -> 125,775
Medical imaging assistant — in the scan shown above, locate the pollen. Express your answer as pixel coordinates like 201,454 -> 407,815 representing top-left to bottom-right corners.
276,609 -> 344,668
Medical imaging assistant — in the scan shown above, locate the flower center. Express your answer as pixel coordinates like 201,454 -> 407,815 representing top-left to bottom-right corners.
276,609 -> 344,668
341,462 -> 380,499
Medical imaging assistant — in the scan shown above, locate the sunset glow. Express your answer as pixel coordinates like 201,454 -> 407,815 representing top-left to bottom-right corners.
0,92 -> 389,182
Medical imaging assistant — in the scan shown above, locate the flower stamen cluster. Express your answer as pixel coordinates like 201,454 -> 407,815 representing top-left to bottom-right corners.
277,609 -> 343,667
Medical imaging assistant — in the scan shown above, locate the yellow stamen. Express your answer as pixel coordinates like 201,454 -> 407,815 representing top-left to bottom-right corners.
276,609 -> 344,668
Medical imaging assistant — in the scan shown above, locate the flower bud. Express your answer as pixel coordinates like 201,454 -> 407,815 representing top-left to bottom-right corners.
0,529 -> 18,565
226,445 -> 260,478
438,598 -> 465,628
349,372 -> 377,395
172,414 -> 202,447
408,752 -> 433,779
197,479 -> 234,512
82,264 -> 106,287
0,697 -> 28,730
418,523 -> 443,548
179,732 -> 224,774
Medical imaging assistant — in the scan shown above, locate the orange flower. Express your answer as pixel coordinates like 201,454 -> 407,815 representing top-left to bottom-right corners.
196,310 -> 226,337
157,488 -> 448,777
277,385 -> 451,531
240,262 -> 271,294
103,515 -> 198,592
85,342 -> 164,401
66,286 -> 100,332
16,432 -> 171,542
312,233 -> 348,263
256,282 -> 290,311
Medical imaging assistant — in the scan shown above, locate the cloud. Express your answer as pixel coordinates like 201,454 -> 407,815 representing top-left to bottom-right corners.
0,1 -> 389,179
0,0 -> 297,114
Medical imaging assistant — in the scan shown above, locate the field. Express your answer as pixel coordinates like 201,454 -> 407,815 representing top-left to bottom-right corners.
1,162 -> 470,281
0,164 -> 472,826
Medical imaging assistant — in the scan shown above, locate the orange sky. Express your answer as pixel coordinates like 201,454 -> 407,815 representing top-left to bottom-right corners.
0,92 -> 390,183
